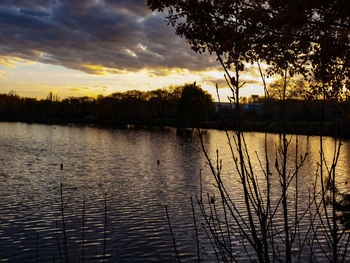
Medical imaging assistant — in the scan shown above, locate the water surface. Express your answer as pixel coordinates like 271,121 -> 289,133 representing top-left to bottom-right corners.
0,122 -> 349,262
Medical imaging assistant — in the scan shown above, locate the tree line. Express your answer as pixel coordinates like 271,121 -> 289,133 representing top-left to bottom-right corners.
0,83 -> 214,126
1,82 -> 350,136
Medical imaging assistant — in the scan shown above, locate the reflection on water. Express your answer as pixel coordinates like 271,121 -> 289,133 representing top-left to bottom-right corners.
0,123 -> 349,262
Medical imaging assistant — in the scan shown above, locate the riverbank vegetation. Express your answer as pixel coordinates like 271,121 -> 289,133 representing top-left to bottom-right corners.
1,83 -> 350,137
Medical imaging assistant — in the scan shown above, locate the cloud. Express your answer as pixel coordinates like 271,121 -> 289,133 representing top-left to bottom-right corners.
202,77 -> 228,88
0,56 -> 35,68
67,87 -> 84,92
244,65 -> 261,78
204,76 -> 262,88
202,74 -> 261,88
0,58 -> 17,68
0,0 -> 218,76
0,70 -> 7,79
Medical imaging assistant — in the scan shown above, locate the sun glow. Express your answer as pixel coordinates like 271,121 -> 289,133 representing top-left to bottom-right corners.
0,57 -> 266,101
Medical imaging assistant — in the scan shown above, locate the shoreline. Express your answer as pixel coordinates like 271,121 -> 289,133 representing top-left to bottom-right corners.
1,118 -> 348,139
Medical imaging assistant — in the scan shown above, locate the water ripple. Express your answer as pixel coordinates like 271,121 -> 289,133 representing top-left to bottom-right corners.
0,123 -> 349,262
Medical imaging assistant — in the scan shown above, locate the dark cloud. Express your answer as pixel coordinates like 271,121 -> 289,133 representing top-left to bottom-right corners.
0,0 -> 217,75
104,0 -> 151,17
244,65 -> 261,78
203,76 -> 261,88
0,0 -> 58,10
203,77 -> 228,88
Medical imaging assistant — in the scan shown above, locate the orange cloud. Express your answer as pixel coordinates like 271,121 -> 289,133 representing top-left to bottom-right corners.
0,58 -> 17,68
82,64 -> 129,75
0,56 -> 36,68
0,70 -> 7,79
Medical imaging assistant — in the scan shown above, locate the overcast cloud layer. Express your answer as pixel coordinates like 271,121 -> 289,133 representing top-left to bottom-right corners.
0,0 -> 217,75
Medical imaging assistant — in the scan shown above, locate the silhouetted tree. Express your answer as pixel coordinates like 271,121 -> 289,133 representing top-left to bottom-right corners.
177,83 -> 214,124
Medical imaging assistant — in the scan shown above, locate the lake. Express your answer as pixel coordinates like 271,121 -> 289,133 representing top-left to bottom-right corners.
0,122 -> 349,262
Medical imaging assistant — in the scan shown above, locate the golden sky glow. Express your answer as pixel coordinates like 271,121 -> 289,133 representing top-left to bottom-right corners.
0,57 -> 274,101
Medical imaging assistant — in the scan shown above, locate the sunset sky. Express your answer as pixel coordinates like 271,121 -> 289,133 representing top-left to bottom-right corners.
0,0 -> 269,101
